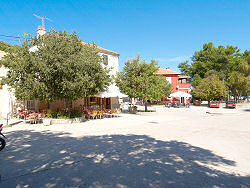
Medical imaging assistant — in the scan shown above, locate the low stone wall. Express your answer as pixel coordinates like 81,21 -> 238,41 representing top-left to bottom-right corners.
43,117 -> 85,125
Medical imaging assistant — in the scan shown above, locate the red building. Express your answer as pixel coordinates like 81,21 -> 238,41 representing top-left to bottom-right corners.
156,67 -> 191,103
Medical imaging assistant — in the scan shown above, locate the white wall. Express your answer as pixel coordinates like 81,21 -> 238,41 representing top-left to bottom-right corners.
99,52 -> 119,76
0,50 -> 15,119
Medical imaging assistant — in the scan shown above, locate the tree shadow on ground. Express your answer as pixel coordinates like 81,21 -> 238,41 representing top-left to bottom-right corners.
0,130 -> 249,188
243,109 -> 250,112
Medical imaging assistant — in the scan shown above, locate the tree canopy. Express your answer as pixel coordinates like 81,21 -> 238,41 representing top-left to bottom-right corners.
115,55 -> 172,111
192,75 -> 227,101
0,41 -> 12,52
0,30 -> 111,104
178,42 -> 249,101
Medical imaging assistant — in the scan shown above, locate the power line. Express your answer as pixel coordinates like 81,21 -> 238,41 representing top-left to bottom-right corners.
0,34 -> 20,39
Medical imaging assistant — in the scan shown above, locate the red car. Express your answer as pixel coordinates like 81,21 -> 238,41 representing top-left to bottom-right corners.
209,101 -> 220,108
226,101 -> 236,108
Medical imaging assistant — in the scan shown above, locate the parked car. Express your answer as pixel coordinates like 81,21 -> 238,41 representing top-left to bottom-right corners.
209,101 -> 220,108
226,101 -> 236,108
194,100 -> 201,106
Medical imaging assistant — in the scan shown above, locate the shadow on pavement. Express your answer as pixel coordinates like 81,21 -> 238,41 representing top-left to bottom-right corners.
0,130 -> 249,187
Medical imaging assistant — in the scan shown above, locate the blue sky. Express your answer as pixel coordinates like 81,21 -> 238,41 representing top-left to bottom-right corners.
0,0 -> 249,72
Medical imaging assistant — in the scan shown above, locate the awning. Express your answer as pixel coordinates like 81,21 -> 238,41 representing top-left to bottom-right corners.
170,91 -> 192,98
95,85 -> 128,98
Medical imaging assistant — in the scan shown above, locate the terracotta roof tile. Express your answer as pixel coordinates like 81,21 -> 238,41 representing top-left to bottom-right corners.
179,75 -> 190,78
156,68 -> 180,75
82,42 -> 120,56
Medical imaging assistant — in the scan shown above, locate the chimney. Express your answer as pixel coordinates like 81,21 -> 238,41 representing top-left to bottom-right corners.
36,25 -> 46,37
166,67 -> 170,70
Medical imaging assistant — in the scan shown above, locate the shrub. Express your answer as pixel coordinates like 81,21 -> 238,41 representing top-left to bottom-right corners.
51,111 -> 58,118
46,109 -> 82,119
158,101 -> 164,105
46,110 -> 53,118
69,109 -> 82,118
57,115 -> 68,119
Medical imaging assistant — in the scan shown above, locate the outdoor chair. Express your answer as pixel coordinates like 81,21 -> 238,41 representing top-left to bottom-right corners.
83,110 -> 89,119
104,110 -> 113,118
114,109 -> 121,117
174,103 -> 180,108
89,111 -> 97,119
97,110 -> 104,119
180,103 -> 185,108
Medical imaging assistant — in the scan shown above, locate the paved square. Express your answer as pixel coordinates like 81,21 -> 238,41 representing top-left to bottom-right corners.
1,105 -> 250,187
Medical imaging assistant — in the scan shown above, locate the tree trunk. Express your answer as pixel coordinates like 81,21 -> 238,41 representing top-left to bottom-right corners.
145,100 -> 148,112
47,101 -> 50,109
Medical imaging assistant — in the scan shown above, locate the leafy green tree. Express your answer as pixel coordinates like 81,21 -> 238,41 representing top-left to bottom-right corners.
192,75 -> 227,102
191,42 -> 241,78
116,56 -> 172,111
239,51 -> 250,77
0,29 -> 111,107
0,41 -> 12,52
178,60 -> 191,75
179,42 -> 249,101
228,71 -> 249,101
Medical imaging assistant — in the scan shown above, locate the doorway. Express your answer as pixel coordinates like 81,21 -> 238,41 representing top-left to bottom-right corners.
181,97 -> 185,103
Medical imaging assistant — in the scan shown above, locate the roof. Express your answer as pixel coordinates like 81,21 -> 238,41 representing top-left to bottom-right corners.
156,68 -> 180,75
179,75 -> 190,79
82,42 -> 120,56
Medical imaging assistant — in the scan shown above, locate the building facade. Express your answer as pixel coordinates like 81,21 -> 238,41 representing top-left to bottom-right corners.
0,26 -> 122,119
156,67 -> 191,103
0,50 -> 17,120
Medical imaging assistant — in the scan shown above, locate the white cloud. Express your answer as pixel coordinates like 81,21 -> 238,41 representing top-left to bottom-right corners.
156,56 -> 190,63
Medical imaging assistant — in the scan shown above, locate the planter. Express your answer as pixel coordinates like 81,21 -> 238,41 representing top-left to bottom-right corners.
51,119 -> 72,124
43,118 -> 52,126
71,117 -> 85,123
49,117 -> 85,125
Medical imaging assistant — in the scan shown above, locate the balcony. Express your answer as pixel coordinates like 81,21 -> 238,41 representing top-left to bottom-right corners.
178,83 -> 190,89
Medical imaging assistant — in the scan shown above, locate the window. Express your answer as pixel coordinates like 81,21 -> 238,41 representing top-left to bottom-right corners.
26,100 -> 35,110
178,78 -> 189,84
103,55 -> 108,65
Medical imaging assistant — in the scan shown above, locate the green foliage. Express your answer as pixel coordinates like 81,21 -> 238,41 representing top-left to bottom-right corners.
57,115 -> 68,119
228,71 -> 250,101
178,61 -> 191,75
190,42 -> 242,78
1,30 -> 111,103
115,55 -> 172,111
69,109 -> 82,118
179,42 -> 249,100
192,75 -> 227,100
46,110 -> 53,118
0,41 -> 12,52
158,101 -> 165,105
45,109 -> 82,119
51,111 -> 59,118
239,51 -> 250,77
191,74 -> 202,87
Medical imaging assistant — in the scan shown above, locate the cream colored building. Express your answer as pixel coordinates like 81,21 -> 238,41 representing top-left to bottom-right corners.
0,50 -> 17,120
0,26 -> 124,118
